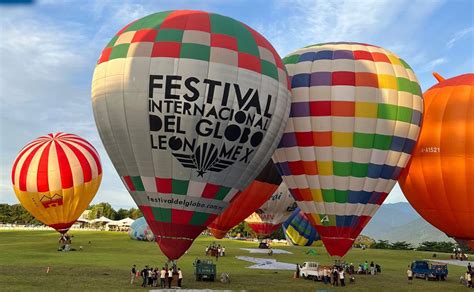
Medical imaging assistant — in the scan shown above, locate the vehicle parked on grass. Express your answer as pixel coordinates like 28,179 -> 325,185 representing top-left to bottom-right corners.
299,262 -> 322,280
411,260 -> 448,280
193,259 -> 216,281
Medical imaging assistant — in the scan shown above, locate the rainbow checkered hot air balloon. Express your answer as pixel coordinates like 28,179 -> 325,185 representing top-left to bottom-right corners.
11,133 -> 102,233
273,42 -> 423,257
91,10 -> 291,260
283,208 -> 320,246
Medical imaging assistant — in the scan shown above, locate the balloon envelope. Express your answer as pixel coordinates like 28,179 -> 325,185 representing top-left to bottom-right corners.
273,42 -> 423,257
245,183 -> 296,237
399,73 -> 473,242
91,10 -> 291,259
11,133 -> 102,233
129,217 -> 155,241
283,208 -> 320,246
208,159 -> 282,239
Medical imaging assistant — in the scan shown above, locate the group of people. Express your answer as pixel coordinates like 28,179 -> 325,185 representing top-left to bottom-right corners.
130,263 -> 183,288
355,261 -> 380,275
205,242 -> 226,261
321,266 -> 349,287
460,262 -> 473,288
58,233 -> 73,251
452,247 -> 470,261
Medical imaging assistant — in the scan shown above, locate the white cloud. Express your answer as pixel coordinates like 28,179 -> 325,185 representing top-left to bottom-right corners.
446,27 -> 474,49
420,57 -> 448,73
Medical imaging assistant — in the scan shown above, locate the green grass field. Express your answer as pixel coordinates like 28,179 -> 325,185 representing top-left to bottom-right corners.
0,230 -> 468,291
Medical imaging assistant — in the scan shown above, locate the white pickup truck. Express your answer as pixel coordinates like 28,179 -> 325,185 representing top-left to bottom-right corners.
299,262 -> 322,280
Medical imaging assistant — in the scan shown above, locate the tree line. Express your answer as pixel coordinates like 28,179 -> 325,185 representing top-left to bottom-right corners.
0,203 -> 142,224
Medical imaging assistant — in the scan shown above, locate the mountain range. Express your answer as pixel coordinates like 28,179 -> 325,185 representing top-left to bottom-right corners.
362,202 -> 454,246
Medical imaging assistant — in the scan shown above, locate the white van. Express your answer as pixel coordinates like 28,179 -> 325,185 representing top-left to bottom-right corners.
299,262 -> 321,280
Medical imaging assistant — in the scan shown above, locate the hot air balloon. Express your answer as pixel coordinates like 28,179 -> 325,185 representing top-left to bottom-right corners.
11,132 -> 102,233
273,42 -> 423,257
283,208 -> 320,246
129,217 -> 155,241
91,10 -> 291,260
245,183 -> 296,237
399,73 -> 473,244
208,159 -> 282,239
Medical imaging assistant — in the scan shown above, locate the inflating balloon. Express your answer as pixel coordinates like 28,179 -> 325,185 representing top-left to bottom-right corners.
273,42 -> 423,257
283,208 -> 320,246
91,10 -> 291,259
399,73 -> 473,244
208,160 -> 282,239
245,183 -> 296,237
11,132 -> 102,233
129,217 -> 155,241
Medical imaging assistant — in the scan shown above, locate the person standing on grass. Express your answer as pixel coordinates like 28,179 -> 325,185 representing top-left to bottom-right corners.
339,268 -> 345,287
407,265 -> 413,284
168,268 -> 173,288
160,267 -> 166,288
141,266 -> 148,288
468,262 -> 472,273
178,268 -> 183,288
370,261 -> 375,275
332,267 -> 339,286
130,264 -> 137,285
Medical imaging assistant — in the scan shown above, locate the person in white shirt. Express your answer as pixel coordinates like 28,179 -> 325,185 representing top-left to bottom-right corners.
339,269 -> 345,287
222,246 -> 226,256
168,268 -> 173,288
178,268 -> 183,288
160,267 -> 166,288
407,265 -> 413,284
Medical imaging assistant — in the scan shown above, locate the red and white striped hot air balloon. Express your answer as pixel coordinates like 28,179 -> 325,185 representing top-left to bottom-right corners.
11,132 -> 102,233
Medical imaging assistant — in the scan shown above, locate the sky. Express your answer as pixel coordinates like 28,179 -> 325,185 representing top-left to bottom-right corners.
0,0 -> 473,209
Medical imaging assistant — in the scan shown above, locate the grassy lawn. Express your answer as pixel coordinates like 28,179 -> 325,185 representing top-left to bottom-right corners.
0,230 -> 468,291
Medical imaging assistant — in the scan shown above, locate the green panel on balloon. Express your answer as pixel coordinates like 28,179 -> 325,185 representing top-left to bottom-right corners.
333,161 -> 351,177
214,186 -> 231,201
131,176 -> 145,192
373,134 -> 392,150
156,29 -> 184,42
353,133 -> 375,149
322,189 -> 335,202
209,14 -> 237,36
190,212 -> 209,226
152,207 -> 172,223
125,11 -> 172,31
397,107 -> 413,123
109,44 -> 130,60
172,179 -> 189,195
234,25 -> 259,56
180,43 -> 210,61
261,60 -> 279,80
334,190 -> 349,204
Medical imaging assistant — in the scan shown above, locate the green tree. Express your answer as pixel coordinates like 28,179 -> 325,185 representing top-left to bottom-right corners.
390,241 -> 413,250
88,202 -> 117,219
128,208 -> 142,219
372,240 -> 391,249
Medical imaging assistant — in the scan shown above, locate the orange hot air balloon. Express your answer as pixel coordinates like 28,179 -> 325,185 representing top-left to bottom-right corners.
209,160 -> 282,239
11,133 -> 102,233
399,73 -> 474,242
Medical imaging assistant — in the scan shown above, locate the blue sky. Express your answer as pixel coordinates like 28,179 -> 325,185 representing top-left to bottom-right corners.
0,0 -> 473,208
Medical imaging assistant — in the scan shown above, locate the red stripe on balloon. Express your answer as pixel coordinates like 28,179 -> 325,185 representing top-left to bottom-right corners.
11,140 -> 42,185
54,142 -> 73,189
62,141 -> 92,183
18,143 -> 43,191
36,142 -> 51,192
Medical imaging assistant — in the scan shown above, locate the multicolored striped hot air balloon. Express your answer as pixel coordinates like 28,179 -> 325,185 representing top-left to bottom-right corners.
283,208 -> 320,246
11,133 -> 102,233
129,217 -> 155,241
208,160 -> 282,239
273,42 -> 423,257
245,183 -> 296,237
399,73 -> 473,244
91,10 -> 291,260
